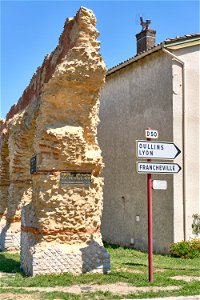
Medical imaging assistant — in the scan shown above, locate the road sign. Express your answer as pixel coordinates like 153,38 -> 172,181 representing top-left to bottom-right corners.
152,180 -> 167,190
145,129 -> 158,139
136,162 -> 181,174
136,128 -> 181,283
136,140 -> 181,160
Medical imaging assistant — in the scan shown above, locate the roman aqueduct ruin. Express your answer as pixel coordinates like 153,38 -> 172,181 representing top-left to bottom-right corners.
0,7 -> 110,275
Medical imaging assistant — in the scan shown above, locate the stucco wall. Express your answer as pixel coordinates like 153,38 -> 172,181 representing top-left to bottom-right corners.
173,45 -> 200,239
98,51 -> 175,253
171,61 -> 184,243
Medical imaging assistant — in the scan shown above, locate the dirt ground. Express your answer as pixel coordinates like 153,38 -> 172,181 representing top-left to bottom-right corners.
0,293 -> 41,300
1,283 -> 181,299
1,274 -> 200,299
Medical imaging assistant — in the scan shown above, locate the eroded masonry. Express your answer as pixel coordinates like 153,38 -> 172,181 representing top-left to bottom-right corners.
0,7 -> 110,275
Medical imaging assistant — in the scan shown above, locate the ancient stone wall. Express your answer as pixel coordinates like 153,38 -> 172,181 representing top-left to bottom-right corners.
0,7 -> 110,275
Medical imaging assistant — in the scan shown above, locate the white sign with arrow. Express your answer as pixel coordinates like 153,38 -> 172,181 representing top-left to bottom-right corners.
136,162 -> 181,174
136,140 -> 181,160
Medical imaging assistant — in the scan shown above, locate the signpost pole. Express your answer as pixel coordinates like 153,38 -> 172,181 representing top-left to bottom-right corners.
136,128 -> 181,283
147,129 -> 153,283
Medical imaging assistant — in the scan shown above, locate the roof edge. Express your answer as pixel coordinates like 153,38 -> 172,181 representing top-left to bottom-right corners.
107,33 -> 200,77
107,44 -> 163,76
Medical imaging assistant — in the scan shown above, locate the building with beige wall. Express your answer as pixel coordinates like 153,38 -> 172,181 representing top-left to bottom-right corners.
98,27 -> 200,253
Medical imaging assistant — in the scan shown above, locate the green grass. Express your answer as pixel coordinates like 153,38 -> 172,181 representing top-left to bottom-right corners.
0,244 -> 200,299
40,291 -> 115,300
0,252 -> 20,273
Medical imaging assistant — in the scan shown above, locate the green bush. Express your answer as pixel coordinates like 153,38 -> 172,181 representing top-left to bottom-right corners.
169,239 -> 200,259
192,214 -> 200,235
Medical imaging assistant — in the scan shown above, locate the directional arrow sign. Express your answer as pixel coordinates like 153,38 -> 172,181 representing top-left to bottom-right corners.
136,140 -> 181,160
136,162 -> 181,174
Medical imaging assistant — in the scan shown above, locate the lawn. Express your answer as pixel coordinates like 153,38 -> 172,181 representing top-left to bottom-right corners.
0,244 -> 200,299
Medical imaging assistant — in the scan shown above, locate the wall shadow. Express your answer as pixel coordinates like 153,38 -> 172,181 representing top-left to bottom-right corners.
80,239 -> 110,274
0,222 -> 11,251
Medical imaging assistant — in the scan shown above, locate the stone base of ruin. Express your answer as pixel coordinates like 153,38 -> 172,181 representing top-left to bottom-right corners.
21,232 -> 110,276
20,201 -> 110,275
0,221 -> 21,251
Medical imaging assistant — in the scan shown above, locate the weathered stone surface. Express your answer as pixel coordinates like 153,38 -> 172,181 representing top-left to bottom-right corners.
0,121 -> 10,250
0,129 -> 9,217
0,7 -> 110,275
0,109 -> 35,250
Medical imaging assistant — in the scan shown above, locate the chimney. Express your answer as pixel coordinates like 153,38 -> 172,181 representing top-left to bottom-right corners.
136,17 -> 156,54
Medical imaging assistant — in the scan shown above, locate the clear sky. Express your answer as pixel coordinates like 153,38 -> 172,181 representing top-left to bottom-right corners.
1,0 -> 199,119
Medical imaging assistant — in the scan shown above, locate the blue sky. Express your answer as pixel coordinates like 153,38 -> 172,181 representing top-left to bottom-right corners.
1,0 -> 199,119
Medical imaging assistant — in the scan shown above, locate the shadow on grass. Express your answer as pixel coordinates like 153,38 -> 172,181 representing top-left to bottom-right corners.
123,262 -> 147,267
0,253 -> 21,273
124,262 -> 200,271
104,242 -> 133,250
